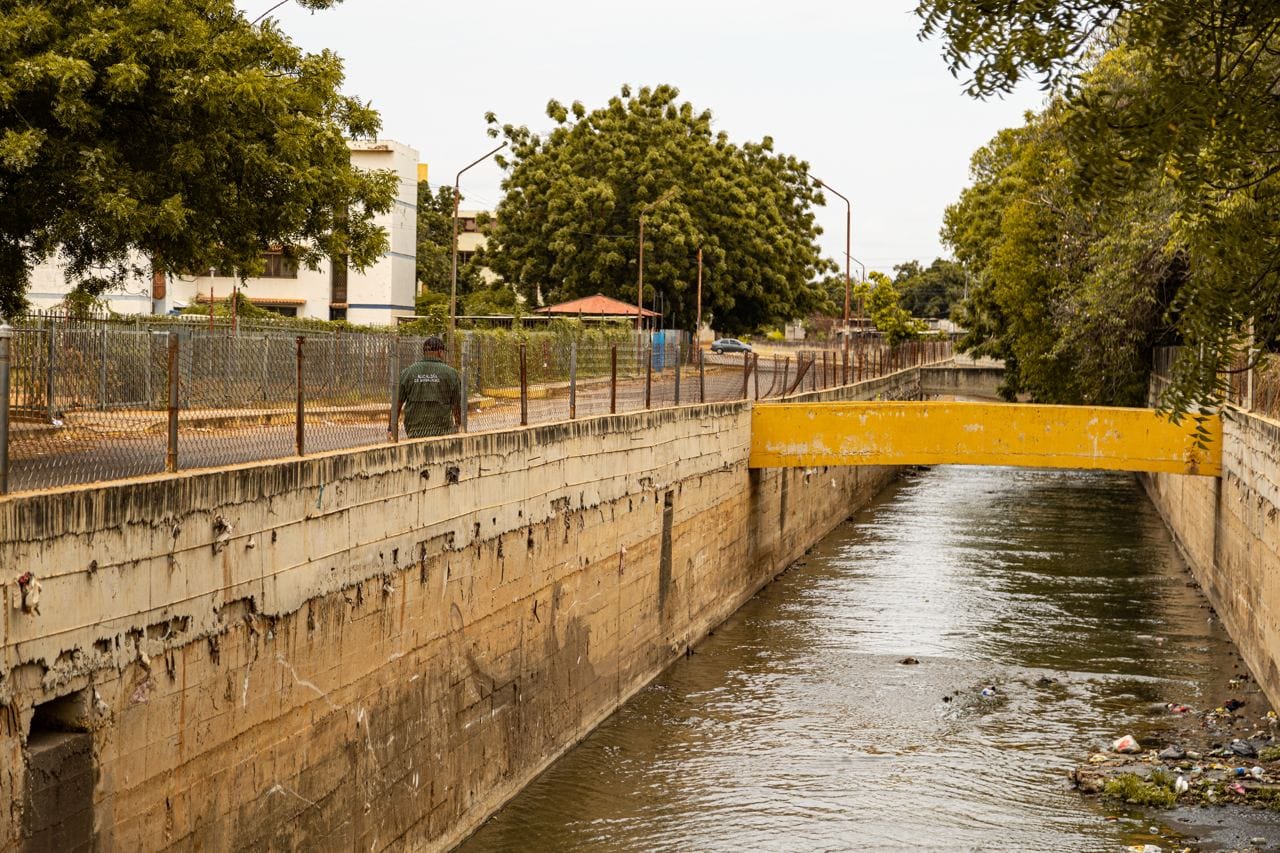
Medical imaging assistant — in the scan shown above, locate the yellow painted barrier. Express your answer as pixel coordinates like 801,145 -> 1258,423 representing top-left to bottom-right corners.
749,401 -> 1221,477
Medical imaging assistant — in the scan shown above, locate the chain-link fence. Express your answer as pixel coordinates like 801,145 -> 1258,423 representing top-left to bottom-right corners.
0,319 -> 953,495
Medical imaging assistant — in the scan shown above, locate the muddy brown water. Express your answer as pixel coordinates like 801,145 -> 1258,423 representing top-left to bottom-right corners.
460,466 -> 1272,852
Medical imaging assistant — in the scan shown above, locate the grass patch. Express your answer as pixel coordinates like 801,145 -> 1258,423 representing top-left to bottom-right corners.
1259,746 -> 1280,762
1103,773 -> 1179,808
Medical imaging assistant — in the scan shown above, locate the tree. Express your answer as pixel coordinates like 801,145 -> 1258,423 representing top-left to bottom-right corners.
916,1 -> 1280,411
858,271 -> 925,347
893,258 -> 967,319
943,77 -> 1185,406
0,0 -> 396,317
480,84 -> 830,335
416,184 -> 482,301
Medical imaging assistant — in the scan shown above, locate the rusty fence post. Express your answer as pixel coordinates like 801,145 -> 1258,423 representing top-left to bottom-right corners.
569,341 -> 577,420
459,342 -> 469,433
387,342 -> 400,443
742,351 -> 751,400
673,342 -> 682,406
610,346 -> 617,414
45,326 -> 55,424
754,354 -> 761,400
645,346 -> 652,409
166,332 -> 179,473
0,320 -> 12,494
699,349 -> 706,403
295,336 -> 305,456
519,343 -> 528,426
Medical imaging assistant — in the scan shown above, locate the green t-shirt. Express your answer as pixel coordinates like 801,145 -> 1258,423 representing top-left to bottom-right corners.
399,356 -> 460,437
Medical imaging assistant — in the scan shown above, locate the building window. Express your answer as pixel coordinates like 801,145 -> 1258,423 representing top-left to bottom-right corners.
457,251 -> 475,266
329,307 -> 347,322
460,217 -> 479,233
261,252 -> 298,279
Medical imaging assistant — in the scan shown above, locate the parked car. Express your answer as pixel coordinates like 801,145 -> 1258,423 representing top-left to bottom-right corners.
710,338 -> 752,354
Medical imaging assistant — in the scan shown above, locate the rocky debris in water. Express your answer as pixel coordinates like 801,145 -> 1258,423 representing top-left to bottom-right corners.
899,657 -> 919,665
1114,734 -> 1143,754
1035,676 -> 1058,687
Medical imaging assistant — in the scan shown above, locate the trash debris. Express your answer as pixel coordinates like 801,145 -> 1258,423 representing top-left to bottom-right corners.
1224,698 -> 1247,712
1230,739 -> 1258,758
1166,703 -> 1191,714
1174,775 -> 1189,794
1112,735 -> 1142,754
1228,782 -> 1247,795
899,657 -> 919,665
1251,766 -> 1265,779
1158,746 -> 1185,761
1125,845 -> 1162,853
980,686 -> 996,698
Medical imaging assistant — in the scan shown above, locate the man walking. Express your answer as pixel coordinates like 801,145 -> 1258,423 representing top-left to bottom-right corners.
396,335 -> 461,437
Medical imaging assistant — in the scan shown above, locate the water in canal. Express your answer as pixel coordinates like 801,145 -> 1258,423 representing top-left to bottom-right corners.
461,466 -> 1257,851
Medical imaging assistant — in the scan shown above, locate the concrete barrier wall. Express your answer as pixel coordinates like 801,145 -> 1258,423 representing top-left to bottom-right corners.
0,369 -> 919,851
1140,409 -> 1280,702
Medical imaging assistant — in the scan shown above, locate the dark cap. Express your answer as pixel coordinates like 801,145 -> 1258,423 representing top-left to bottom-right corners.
424,335 -> 446,352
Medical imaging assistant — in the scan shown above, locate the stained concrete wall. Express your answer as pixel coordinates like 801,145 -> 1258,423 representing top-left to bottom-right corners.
1140,408 -> 1280,703
0,369 -> 919,851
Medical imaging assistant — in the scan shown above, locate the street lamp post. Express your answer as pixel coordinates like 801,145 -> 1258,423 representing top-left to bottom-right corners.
811,176 -> 852,349
637,187 -> 679,332
450,141 -> 507,337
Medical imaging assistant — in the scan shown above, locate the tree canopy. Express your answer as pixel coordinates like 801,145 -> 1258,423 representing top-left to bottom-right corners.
480,84 -> 830,335
0,0 -> 395,317
893,258 -> 966,319
917,0 -> 1280,411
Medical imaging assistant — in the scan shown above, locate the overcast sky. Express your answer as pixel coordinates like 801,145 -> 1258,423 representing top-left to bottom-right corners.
246,0 -> 1044,274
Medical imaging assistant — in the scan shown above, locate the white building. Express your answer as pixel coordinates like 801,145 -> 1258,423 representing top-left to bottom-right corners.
455,209 -> 498,286
26,139 -> 420,327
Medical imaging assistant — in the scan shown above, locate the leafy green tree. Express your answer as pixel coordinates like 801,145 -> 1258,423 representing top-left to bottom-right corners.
857,271 -> 925,347
463,283 -> 521,317
481,84 -> 829,335
416,184 -> 483,302
916,1 -> 1280,411
0,0 -> 395,317
893,258 -> 967,319
943,80 -> 1184,405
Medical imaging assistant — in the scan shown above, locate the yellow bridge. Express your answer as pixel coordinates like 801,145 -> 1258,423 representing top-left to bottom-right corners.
749,401 -> 1221,477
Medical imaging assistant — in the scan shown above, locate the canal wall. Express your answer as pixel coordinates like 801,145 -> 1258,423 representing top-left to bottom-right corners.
0,370 -> 919,851
1140,408 -> 1280,703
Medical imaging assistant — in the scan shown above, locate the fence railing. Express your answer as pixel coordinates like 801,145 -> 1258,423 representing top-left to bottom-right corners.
0,322 -> 953,495
1152,345 -> 1280,421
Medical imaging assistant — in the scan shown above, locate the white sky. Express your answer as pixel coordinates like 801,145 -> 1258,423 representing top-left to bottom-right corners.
245,0 -> 1044,275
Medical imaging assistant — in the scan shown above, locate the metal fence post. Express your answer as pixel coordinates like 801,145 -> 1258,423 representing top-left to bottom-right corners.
166,332 -> 179,473
610,345 -> 617,414
742,352 -> 751,400
569,342 -> 577,420
754,354 -> 761,400
295,336 -> 305,456
0,321 -> 12,494
673,342 -> 682,406
45,325 -> 55,423
519,344 -> 528,426
99,325 -> 108,410
645,346 -> 653,409
699,349 -> 705,403
459,342 -> 469,433
388,342 -> 400,443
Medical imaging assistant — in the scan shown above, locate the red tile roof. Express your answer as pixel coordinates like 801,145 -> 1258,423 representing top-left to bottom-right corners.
534,293 -> 660,317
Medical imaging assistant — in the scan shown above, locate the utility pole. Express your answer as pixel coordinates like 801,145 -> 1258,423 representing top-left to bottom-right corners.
695,247 -> 703,359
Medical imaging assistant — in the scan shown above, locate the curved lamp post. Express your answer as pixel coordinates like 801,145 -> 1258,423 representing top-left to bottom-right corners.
450,141 -> 507,336
811,176 -> 852,345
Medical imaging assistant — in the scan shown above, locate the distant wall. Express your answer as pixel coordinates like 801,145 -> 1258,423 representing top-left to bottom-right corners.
1141,408 -> 1280,703
919,365 -> 1007,400
0,370 -> 920,851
